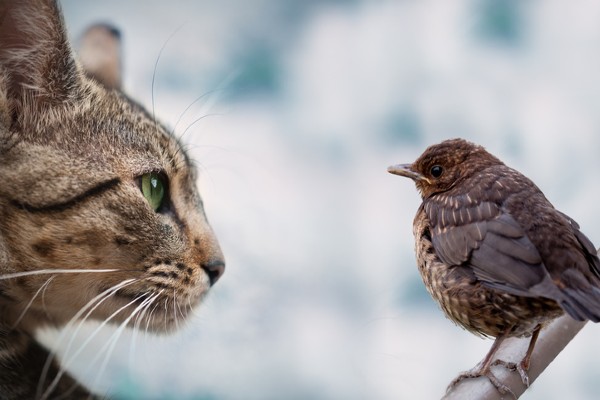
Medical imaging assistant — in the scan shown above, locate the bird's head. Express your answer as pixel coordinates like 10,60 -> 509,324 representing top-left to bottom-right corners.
388,138 -> 503,198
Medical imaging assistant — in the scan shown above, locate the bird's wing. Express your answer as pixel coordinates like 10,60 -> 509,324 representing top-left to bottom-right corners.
428,199 -> 600,321
557,211 -> 600,279
427,199 -> 550,297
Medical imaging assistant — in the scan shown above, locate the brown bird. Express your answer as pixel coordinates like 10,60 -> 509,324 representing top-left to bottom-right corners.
388,138 -> 600,396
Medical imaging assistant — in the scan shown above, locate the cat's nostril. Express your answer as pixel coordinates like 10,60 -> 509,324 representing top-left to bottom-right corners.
201,260 -> 225,286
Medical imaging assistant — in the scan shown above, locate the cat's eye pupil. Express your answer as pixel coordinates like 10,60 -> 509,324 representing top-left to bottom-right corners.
141,172 -> 165,212
431,165 -> 443,178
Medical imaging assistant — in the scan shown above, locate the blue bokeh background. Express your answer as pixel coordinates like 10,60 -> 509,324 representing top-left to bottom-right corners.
43,1 -> 600,398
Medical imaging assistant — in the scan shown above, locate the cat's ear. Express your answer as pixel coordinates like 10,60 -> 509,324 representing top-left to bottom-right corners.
0,0 -> 83,107
78,24 -> 123,90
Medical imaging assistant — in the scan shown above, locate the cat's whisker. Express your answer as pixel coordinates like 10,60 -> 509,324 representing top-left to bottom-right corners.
145,298 -> 160,332
176,294 -> 186,322
172,288 -> 181,331
10,276 -> 55,329
130,289 -> 164,374
56,279 -> 139,350
37,279 -> 138,400
164,296 -> 174,332
38,281 -> 136,398
178,142 -> 234,158
89,292 -> 160,393
170,67 -> 238,165
143,298 -> 162,354
41,290 -> 146,400
41,275 -> 53,320
61,291 -> 160,400
162,297 -> 168,332
170,89 -> 225,138
58,279 -> 142,365
150,24 -> 185,130
179,113 -> 225,143
169,94 -> 232,180
0,268 -> 119,281
129,292 -> 156,366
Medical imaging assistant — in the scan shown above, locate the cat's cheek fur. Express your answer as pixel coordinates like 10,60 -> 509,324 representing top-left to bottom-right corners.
3,200 -> 216,332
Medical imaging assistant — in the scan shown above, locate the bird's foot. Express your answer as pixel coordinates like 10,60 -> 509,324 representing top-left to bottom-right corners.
447,366 -> 516,399
492,359 -> 530,387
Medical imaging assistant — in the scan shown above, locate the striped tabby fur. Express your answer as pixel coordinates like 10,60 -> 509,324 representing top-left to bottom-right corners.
0,1 -> 224,398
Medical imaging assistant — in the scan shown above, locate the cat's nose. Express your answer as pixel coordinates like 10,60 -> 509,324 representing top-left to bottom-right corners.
201,260 -> 225,286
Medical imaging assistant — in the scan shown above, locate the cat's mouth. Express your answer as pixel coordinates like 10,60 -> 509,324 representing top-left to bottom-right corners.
96,284 -> 204,331
110,288 -> 150,303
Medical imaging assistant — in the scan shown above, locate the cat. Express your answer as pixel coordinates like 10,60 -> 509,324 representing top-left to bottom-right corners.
0,0 -> 225,398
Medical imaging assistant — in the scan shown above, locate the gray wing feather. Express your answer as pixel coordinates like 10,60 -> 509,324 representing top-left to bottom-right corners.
426,189 -> 600,322
429,201 -> 547,295
558,211 -> 600,279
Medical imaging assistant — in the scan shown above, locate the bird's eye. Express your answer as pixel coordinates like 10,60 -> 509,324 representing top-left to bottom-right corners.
430,165 -> 443,178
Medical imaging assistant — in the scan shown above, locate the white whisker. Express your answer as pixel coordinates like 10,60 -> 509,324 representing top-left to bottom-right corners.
129,294 -> 155,365
163,297 -> 170,331
57,279 -> 141,370
89,293 -> 161,392
176,294 -> 186,321
172,288 -> 180,331
0,269 -> 118,280
179,113 -> 224,140
44,291 -> 145,397
41,275 -> 53,320
37,279 -> 137,400
171,67 -> 238,145
143,298 -> 162,355
11,276 -> 56,329
59,292 -> 160,400
171,90 -> 220,137
150,24 -> 185,128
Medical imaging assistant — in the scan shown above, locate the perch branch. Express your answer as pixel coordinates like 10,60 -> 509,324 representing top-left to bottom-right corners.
443,315 -> 586,399
442,248 -> 600,399
443,249 -> 599,399
442,249 -> 600,400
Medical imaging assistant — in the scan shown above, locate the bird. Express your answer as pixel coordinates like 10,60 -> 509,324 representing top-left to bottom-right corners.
388,138 -> 600,396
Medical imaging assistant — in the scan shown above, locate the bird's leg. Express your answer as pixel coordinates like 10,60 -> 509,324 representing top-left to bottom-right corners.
492,324 -> 541,387
447,333 -> 515,397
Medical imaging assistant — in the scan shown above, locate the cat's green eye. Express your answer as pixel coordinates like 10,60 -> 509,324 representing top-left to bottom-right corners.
141,172 -> 165,212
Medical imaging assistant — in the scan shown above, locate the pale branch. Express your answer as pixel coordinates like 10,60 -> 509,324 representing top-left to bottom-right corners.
443,315 -> 586,399
443,248 -> 600,399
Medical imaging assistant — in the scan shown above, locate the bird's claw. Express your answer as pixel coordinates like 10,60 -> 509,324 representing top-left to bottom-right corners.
447,368 -> 517,399
492,359 -> 531,387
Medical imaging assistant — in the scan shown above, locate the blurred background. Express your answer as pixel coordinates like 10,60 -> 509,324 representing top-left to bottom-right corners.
46,0 -> 600,398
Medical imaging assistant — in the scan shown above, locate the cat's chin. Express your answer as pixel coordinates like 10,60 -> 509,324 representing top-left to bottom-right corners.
8,279 -> 212,335
95,283 -> 210,334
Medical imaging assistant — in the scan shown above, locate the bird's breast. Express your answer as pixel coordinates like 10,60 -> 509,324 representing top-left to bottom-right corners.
412,206 -> 563,338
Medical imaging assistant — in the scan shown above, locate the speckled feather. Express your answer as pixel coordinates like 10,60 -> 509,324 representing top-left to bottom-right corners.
398,138 -> 600,338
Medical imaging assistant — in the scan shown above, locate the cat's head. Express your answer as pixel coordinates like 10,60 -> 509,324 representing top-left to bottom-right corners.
0,0 -> 224,333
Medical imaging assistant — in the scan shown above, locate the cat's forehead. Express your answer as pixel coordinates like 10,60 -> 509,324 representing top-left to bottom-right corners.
34,83 -> 191,176
105,93 -> 189,171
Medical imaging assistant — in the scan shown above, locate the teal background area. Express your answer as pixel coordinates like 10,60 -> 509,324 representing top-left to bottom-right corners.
41,1 -> 600,399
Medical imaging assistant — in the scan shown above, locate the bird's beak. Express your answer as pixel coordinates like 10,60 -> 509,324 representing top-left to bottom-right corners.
387,163 -> 430,183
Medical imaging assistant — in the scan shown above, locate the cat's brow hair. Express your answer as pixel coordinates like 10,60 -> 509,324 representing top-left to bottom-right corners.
9,177 -> 121,213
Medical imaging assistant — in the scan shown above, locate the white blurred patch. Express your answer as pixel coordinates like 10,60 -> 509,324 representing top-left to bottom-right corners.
45,0 -> 600,398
